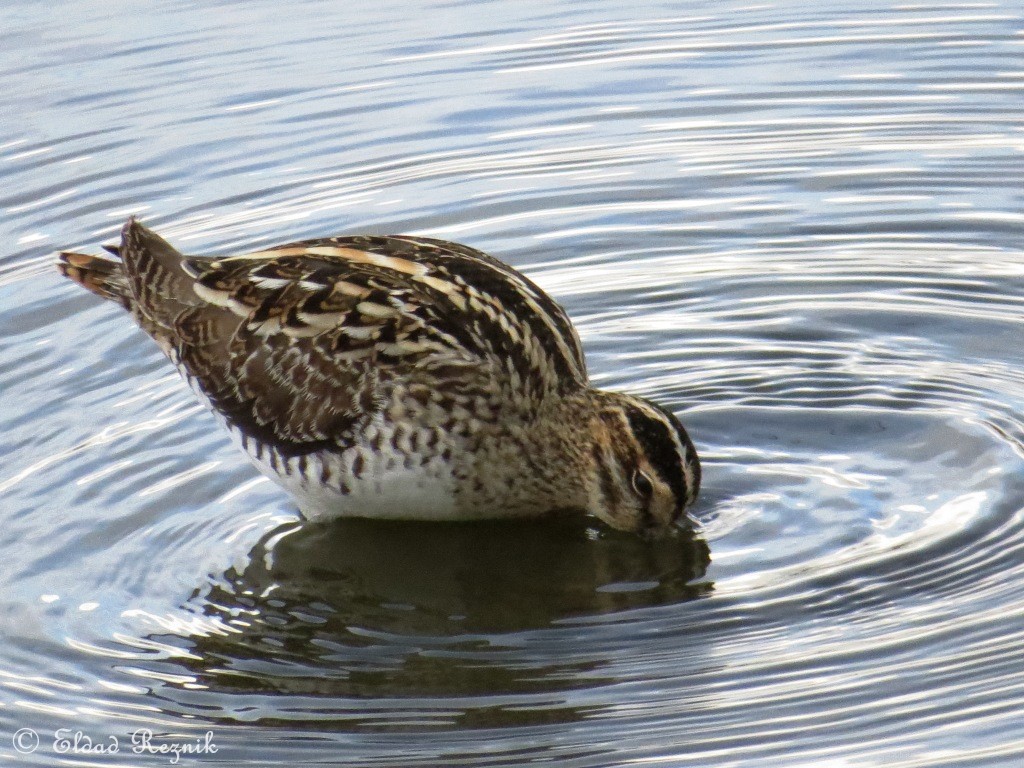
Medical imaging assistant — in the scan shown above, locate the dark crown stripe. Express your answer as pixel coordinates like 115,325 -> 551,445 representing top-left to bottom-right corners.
624,405 -> 691,517
645,400 -> 700,507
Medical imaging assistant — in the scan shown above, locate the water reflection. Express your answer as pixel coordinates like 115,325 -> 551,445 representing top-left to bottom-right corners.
163,518 -> 710,708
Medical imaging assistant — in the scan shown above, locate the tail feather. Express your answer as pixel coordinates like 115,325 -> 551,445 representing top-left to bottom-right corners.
57,251 -> 132,310
58,218 -> 199,324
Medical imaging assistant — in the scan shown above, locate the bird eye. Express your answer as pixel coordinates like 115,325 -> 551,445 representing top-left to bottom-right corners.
631,469 -> 654,498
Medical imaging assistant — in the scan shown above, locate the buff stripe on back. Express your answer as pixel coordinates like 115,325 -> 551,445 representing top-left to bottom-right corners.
214,236 -> 588,389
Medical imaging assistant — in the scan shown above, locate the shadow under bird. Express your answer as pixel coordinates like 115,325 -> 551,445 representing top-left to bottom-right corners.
58,219 -> 700,534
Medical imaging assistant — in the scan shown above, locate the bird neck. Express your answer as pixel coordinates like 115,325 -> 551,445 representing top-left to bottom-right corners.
453,389 -> 598,517
511,389 -> 603,513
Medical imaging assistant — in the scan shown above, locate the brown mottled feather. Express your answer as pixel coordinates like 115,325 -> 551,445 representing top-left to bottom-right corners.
63,220 -> 588,457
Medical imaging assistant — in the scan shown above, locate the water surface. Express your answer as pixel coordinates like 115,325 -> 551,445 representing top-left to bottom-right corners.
3,1 -> 1024,765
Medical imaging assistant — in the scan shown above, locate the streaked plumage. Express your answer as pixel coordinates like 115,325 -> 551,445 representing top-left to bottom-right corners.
58,219 -> 700,533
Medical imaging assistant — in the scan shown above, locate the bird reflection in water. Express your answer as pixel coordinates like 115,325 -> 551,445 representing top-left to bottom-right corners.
157,519 -> 711,724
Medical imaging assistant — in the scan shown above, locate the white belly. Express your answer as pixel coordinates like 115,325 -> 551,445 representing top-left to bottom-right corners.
230,427 -> 465,521
289,453 -> 461,522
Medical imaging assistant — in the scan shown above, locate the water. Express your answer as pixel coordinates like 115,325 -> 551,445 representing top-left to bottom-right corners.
3,1 -> 1024,765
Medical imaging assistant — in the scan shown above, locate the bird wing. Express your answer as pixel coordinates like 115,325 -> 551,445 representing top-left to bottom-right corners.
129,228 -> 587,455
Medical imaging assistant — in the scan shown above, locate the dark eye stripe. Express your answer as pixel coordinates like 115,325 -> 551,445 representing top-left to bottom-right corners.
625,404 -> 691,517
631,469 -> 655,526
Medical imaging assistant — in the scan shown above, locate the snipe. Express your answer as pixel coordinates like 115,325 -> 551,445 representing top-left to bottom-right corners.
58,220 -> 700,534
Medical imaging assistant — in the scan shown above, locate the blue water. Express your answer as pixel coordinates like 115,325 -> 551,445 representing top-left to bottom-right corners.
3,1 -> 1024,765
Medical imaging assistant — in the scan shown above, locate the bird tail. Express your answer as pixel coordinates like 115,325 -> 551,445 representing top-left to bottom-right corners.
58,218 -> 199,327
57,249 -> 133,310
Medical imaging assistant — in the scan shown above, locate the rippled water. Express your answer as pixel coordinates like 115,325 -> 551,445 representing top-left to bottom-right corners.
4,1 -> 1024,765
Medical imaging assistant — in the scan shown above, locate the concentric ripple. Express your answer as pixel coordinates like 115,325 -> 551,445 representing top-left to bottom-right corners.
2,1 -> 1024,766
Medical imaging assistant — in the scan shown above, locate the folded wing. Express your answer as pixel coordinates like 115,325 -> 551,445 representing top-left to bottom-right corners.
118,222 -> 588,456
